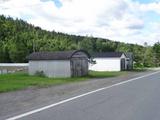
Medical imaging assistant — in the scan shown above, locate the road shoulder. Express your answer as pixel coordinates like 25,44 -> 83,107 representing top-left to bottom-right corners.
0,70 -> 157,119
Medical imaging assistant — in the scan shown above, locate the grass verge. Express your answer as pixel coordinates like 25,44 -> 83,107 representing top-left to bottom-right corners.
88,71 -> 125,78
0,71 -> 125,93
131,68 -> 147,72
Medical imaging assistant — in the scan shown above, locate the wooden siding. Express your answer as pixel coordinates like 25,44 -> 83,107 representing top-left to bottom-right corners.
70,58 -> 88,77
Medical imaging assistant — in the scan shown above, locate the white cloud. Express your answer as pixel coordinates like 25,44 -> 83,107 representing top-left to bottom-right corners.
140,2 -> 160,14
0,0 -> 160,45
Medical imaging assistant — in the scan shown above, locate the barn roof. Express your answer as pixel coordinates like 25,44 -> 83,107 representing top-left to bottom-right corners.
93,52 -> 125,58
27,50 -> 90,60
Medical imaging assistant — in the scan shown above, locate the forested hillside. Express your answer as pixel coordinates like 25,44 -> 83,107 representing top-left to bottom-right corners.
0,15 -> 160,67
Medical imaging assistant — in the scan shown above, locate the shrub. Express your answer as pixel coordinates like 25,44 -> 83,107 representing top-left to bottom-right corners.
35,71 -> 45,77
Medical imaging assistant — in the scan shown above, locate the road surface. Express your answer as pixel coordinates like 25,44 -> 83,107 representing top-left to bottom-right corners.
7,71 -> 160,120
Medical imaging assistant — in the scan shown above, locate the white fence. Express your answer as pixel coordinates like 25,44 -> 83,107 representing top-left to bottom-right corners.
0,63 -> 29,74
0,63 -> 29,67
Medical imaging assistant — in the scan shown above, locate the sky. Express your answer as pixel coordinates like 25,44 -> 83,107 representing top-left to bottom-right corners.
0,0 -> 160,45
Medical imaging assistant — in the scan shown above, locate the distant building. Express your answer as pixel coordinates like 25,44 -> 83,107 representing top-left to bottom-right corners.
0,63 -> 28,74
125,52 -> 134,70
89,52 -> 132,71
27,50 -> 91,78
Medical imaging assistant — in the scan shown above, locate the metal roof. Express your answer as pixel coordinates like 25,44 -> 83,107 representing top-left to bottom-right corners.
27,50 -> 90,60
93,52 -> 125,58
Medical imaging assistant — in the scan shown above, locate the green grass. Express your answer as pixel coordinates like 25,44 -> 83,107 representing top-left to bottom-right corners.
0,71 -> 124,93
88,71 -> 125,78
131,68 -> 147,72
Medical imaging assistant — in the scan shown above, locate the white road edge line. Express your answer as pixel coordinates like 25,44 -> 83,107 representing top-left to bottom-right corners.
6,71 -> 160,120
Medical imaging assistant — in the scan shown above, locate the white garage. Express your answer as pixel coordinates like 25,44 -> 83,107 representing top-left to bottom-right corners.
89,52 -> 128,71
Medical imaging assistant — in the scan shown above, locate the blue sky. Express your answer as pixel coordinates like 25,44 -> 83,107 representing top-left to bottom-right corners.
133,0 -> 157,4
0,0 -> 160,45
40,0 -> 62,7
53,0 -> 62,7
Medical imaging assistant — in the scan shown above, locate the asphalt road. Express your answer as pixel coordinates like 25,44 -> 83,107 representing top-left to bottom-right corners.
7,71 -> 160,120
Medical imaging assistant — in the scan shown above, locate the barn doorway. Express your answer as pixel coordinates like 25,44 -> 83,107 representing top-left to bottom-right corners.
70,58 -> 88,77
121,58 -> 125,71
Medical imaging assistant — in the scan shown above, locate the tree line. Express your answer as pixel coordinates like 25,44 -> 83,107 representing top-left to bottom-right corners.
0,15 -> 160,68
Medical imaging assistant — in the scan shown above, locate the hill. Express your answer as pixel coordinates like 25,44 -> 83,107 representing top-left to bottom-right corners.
0,15 -> 159,67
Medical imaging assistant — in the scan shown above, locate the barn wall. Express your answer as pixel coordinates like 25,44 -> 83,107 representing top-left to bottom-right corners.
125,53 -> 133,70
29,60 -> 71,78
89,58 -> 121,71
120,54 -> 128,70
71,51 -> 89,77
70,58 -> 88,77
127,60 -> 133,70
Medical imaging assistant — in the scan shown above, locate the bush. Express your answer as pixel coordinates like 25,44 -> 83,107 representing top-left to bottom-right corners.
35,71 -> 45,77
134,62 -> 144,68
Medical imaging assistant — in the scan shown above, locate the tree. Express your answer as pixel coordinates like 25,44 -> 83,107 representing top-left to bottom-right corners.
0,14 -> 156,68
0,41 -> 11,63
143,46 -> 155,67
153,42 -> 160,67
78,37 -> 94,53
